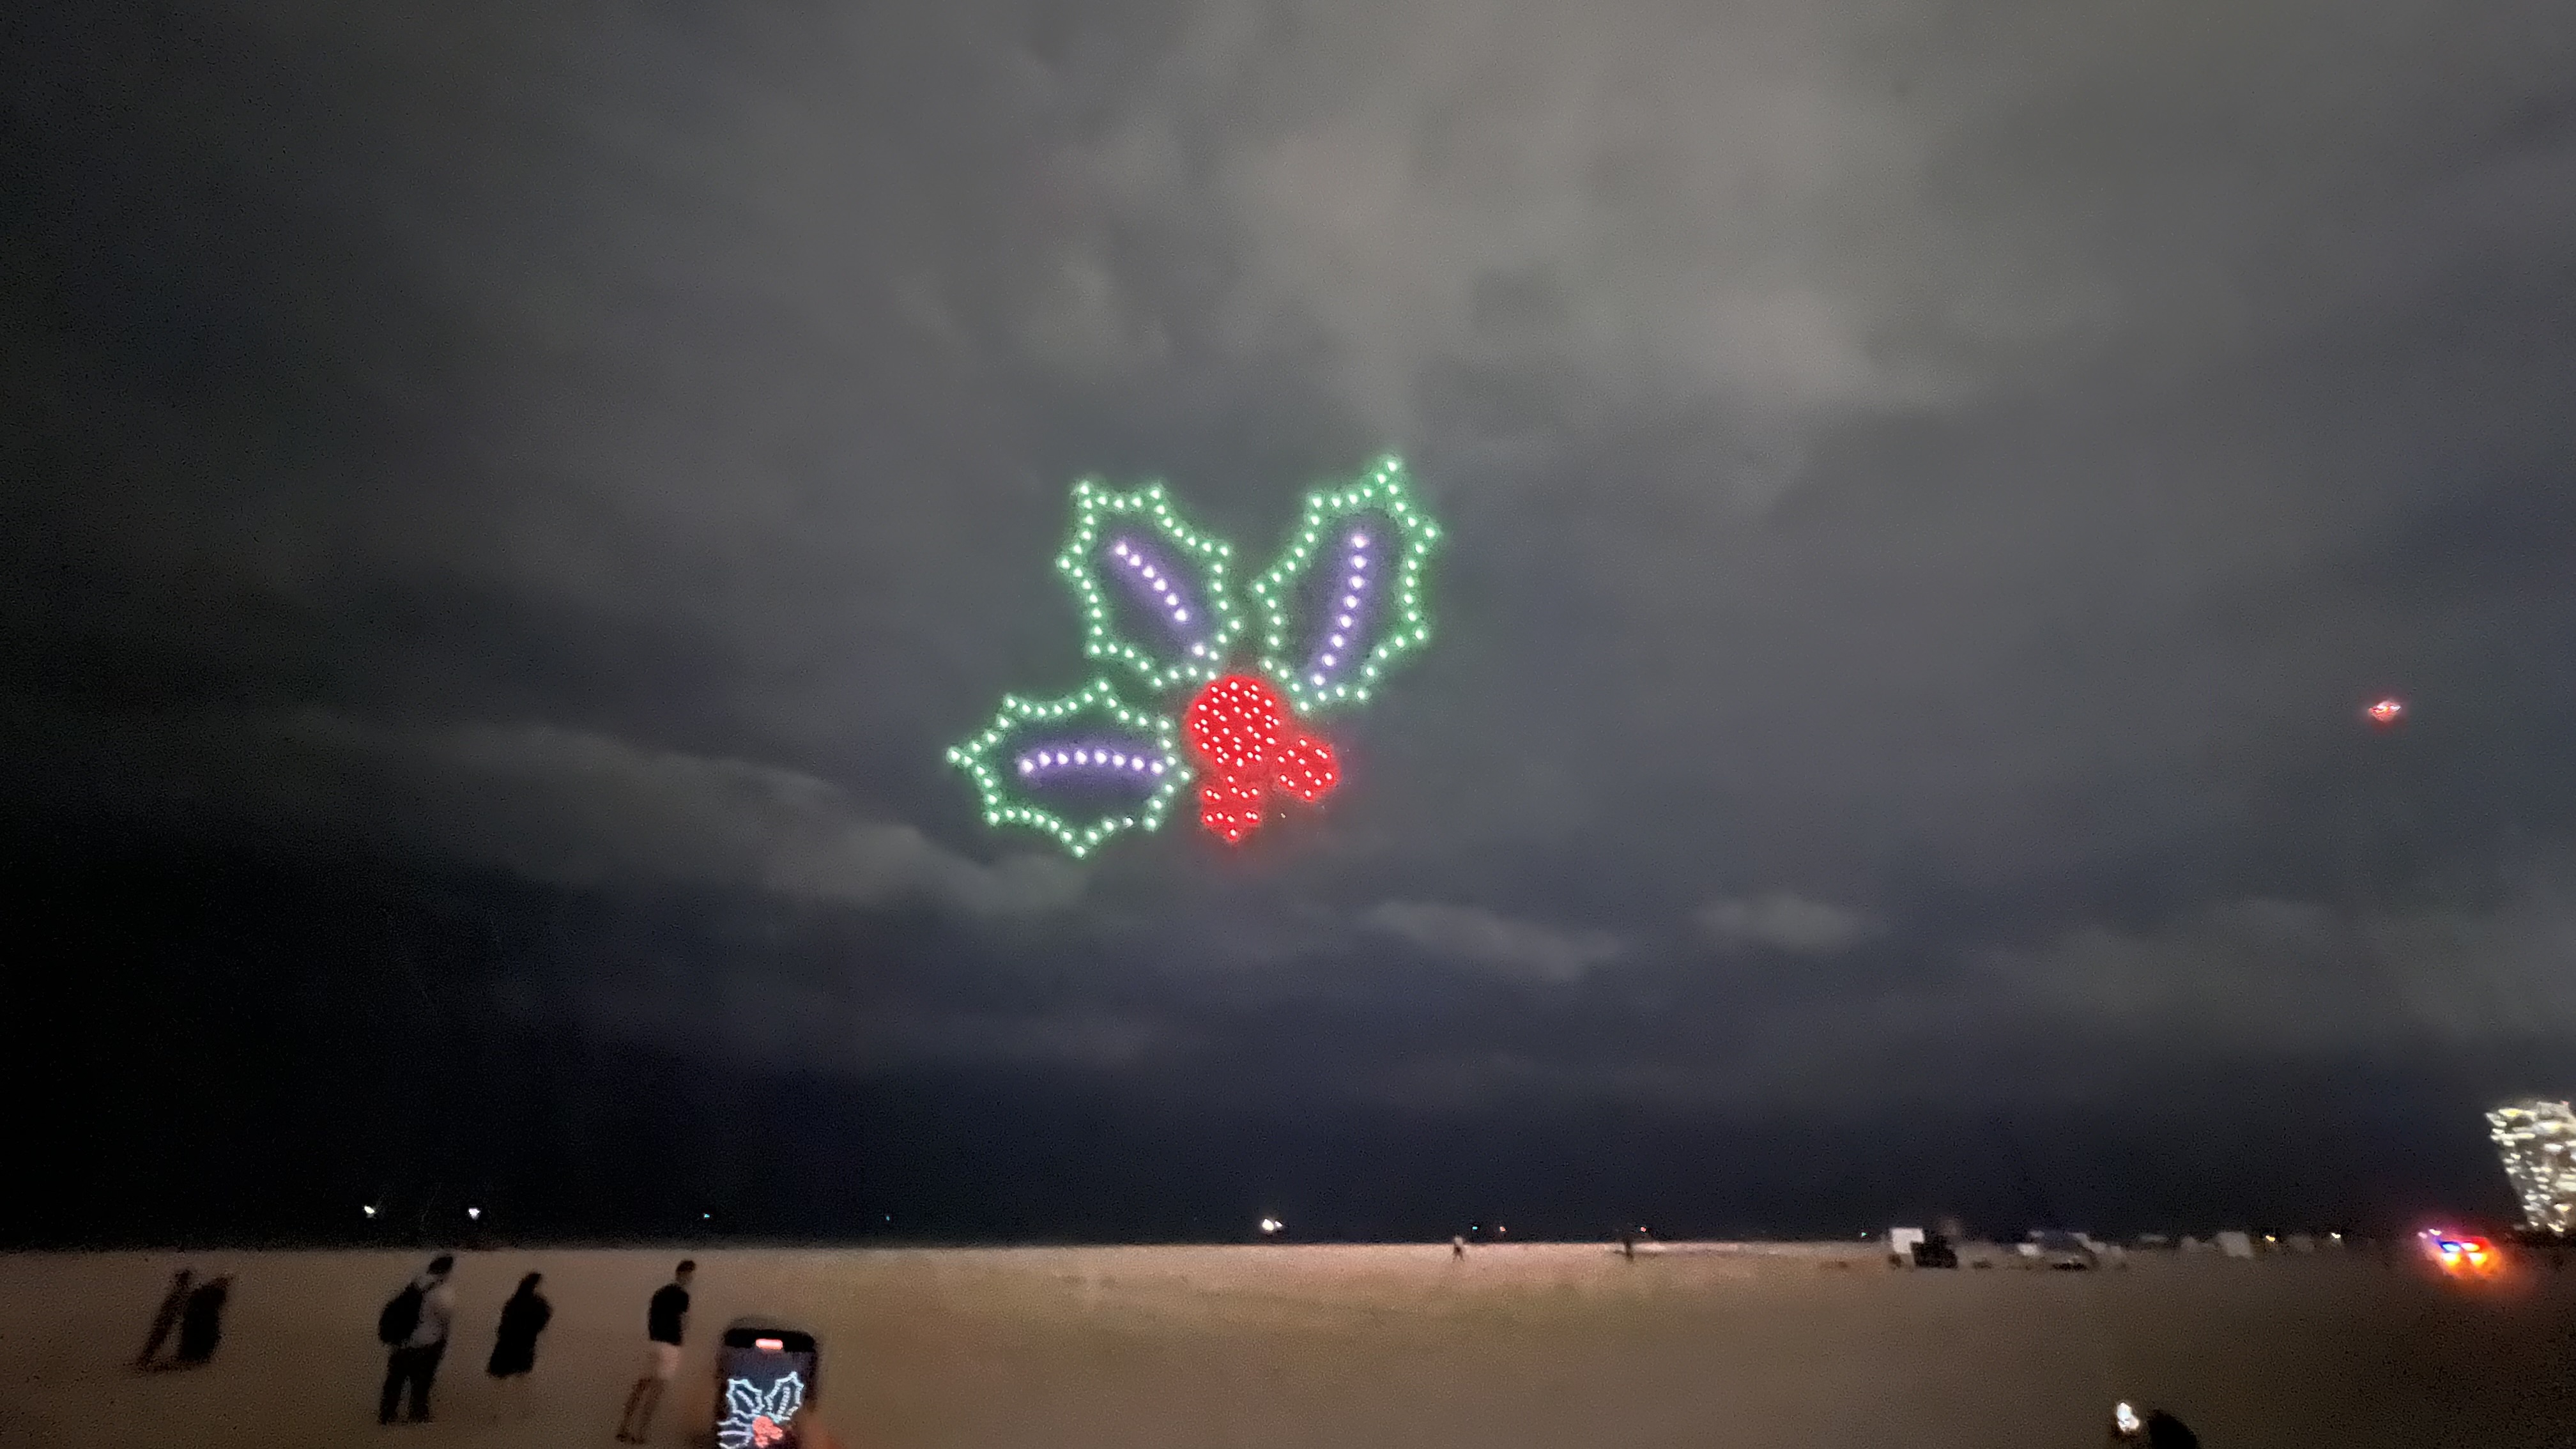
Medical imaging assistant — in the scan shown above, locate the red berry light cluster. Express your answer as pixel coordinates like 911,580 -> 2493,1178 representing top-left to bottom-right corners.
1182,673 -> 1338,843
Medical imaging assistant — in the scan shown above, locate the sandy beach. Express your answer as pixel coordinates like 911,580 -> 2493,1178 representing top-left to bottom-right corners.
6,1243 -> 2572,1448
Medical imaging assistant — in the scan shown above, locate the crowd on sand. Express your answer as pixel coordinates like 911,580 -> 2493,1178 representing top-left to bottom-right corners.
133,1256 -> 849,1445
131,1245 -> 2197,1446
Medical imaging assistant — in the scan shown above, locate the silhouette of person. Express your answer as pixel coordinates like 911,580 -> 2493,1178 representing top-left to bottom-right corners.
137,1269 -> 194,1368
172,1276 -> 230,1365
379,1255 -> 456,1424
485,1272 -> 552,1420
615,1260 -> 694,1443
1452,1235 -> 1466,1259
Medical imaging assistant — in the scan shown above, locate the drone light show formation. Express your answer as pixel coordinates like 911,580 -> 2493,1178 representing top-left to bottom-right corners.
947,457 -> 1441,856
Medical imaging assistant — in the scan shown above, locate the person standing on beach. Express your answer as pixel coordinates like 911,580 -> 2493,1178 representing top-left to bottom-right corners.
1452,1235 -> 1466,1259
484,1272 -> 552,1421
378,1255 -> 456,1424
137,1268 -> 194,1367
172,1275 -> 231,1365
615,1259 -> 694,1443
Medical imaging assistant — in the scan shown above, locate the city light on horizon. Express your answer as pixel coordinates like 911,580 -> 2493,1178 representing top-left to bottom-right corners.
2488,1100 -> 2576,1234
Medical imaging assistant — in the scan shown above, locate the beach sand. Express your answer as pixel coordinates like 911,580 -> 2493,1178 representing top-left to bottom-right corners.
6,1242 -> 2572,1447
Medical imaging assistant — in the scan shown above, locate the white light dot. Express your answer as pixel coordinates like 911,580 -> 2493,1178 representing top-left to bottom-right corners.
1321,654 -> 1338,666
1174,609 -> 1189,622
1018,760 -> 1034,775
1337,615 -> 1353,627
1330,634 -> 1346,647
1342,595 -> 1358,608
1149,762 -> 1165,775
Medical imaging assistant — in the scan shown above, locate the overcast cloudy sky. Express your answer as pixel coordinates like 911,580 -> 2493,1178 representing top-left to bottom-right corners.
7,0 -> 2576,1241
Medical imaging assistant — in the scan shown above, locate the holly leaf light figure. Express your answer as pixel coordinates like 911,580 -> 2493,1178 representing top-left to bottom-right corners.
1056,479 -> 1246,695
949,457 -> 1441,854
1248,463 -> 1443,719
717,1372 -> 805,1449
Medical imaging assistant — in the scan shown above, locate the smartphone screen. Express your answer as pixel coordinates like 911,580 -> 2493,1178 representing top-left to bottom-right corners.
715,1326 -> 818,1449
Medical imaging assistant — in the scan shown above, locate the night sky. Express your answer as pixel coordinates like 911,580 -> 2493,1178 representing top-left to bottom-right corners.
7,1 -> 2576,1246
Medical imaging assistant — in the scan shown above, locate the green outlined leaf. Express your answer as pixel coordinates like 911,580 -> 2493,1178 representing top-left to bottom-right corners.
944,677 -> 1190,859
1055,480 -> 1245,695
1249,456 -> 1442,717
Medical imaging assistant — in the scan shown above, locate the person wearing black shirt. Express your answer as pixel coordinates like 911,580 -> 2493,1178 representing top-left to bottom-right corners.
614,1261 -> 694,1443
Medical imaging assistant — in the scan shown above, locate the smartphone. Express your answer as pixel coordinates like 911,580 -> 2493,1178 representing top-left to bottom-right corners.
714,1324 -> 818,1449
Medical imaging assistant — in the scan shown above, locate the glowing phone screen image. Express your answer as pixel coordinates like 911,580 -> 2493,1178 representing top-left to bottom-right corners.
714,1325 -> 818,1449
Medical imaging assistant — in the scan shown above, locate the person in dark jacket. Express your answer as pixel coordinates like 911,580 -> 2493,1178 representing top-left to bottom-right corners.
172,1276 -> 231,1365
137,1268 -> 194,1368
484,1272 -> 552,1420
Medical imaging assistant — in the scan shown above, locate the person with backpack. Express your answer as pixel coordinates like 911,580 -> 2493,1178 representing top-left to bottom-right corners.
378,1255 -> 456,1425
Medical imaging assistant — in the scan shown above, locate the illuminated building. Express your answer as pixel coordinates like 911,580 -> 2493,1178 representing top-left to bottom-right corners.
2485,1100 -> 2576,1234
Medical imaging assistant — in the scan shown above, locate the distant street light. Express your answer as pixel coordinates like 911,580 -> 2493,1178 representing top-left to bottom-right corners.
1258,1216 -> 1284,1235
362,1205 -> 378,1219
466,1206 -> 482,1222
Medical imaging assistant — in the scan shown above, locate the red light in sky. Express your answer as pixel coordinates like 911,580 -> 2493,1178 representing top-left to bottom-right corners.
2365,698 -> 2405,725
1183,673 -> 1338,843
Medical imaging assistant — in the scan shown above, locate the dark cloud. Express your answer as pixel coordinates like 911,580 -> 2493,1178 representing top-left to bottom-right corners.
279,710 -> 1085,915
7,0 -> 2576,1236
